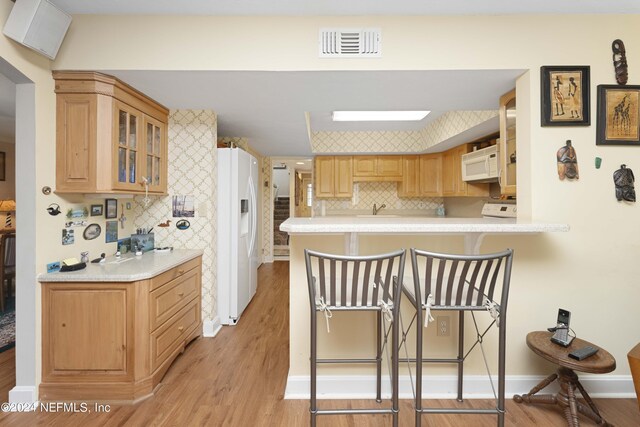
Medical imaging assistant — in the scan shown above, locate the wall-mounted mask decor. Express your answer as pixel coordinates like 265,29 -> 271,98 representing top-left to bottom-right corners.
557,140 -> 579,180
595,157 -> 602,169
47,203 -> 61,216
612,39 -> 628,85
613,164 -> 635,202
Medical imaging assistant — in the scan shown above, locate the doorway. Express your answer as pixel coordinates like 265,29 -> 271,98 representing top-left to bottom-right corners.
0,56 -> 37,403
270,157 -> 312,261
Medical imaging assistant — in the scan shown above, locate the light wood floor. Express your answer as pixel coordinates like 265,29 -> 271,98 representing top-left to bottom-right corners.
0,261 -> 638,426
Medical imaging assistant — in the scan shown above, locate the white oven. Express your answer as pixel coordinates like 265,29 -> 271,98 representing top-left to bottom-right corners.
461,145 -> 499,182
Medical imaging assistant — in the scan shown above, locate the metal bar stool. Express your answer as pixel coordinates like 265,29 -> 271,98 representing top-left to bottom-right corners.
305,248 -> 406,427
400,248 -> 513,427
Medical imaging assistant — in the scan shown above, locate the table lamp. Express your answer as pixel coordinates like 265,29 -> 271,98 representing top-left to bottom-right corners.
0,199 -> 16,229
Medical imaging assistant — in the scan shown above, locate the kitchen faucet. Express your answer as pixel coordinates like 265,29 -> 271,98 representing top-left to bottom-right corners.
372,203 -> 386,215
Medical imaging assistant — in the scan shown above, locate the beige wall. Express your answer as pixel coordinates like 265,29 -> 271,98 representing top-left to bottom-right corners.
1,10 -> 638,392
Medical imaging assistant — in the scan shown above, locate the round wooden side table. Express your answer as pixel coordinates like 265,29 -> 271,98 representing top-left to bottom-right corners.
513,331 -> 616,427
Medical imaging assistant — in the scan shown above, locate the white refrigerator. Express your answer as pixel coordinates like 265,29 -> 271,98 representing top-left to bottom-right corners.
217,148 -> 259,325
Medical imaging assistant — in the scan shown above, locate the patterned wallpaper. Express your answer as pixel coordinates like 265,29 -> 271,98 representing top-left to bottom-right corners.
134,110 -> 218,322
262,157 -> 273,261
316,182 -> 443,213
311,130 -> 423,153
420,110 -> 499,149
310,110 -> 498,154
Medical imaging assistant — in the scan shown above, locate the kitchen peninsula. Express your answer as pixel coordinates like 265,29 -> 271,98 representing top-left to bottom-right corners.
280,215 -> 569,397
38,249 -> 203,402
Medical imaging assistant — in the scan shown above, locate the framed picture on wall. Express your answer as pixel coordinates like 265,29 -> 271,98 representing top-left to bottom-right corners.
540,66 -> 590,126
597,84 -> 640,145
105,198 -> 118,219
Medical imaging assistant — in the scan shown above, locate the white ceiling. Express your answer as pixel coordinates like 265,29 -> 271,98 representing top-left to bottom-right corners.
106,70 -> 523,156
52,0 -> 640,15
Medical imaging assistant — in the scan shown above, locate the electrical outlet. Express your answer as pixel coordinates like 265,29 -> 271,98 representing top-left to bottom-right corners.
437,316 -> 450,337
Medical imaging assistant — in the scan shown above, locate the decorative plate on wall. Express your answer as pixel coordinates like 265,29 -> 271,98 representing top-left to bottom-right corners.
83,223 -> 102,240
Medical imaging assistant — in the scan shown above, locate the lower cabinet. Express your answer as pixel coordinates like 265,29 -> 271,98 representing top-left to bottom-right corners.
40,256 -> 202,402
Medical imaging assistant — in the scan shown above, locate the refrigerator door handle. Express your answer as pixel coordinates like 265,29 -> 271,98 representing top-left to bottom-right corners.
248,178 -> 257,256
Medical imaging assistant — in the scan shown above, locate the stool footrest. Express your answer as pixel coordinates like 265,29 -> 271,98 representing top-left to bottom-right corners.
418,408 -> 499,415
317,358 -> 379,364
316,408 -> 394,416
399,357 -> 461,363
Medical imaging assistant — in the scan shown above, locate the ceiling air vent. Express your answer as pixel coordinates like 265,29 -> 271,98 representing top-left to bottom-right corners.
319,28 -> 381,58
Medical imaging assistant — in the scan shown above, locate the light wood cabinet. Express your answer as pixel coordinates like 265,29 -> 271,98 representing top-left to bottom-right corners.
499,88 -> 517,197
314,156 -> 353,198
398,154 -> 443,198
54,71 -> 169,195
442,145 -> 489,197
40,257 -> 202,402
397,156 -> 421,198
353,156 -> 377,177
353,155 -> 403,182
419,154 -> 443,197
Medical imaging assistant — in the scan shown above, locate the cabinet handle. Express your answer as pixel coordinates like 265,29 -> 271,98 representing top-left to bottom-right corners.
178,326 -> 184,332
177,269 -> 185,275
177,292 -> 184,297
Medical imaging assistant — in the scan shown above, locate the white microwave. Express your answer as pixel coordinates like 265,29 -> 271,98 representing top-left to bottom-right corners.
461,145 -> 499,182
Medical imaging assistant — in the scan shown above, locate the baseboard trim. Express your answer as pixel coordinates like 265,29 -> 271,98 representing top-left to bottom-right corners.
9,386 -> 37,404
284,374 -> 636,400
202,317 -> 222,338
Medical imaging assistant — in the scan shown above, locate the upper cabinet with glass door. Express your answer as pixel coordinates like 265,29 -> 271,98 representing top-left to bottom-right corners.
53,71 -> 168,195
499,89 -> 517,197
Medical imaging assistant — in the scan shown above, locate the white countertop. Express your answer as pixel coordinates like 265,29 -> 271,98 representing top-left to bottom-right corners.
280,216 -> 569,234
38,249 -> 203,282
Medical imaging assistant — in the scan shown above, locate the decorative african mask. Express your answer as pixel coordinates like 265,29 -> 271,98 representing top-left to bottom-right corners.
612,39 -> 628,85
557,140 -> 579,180
613,164 -> 635,202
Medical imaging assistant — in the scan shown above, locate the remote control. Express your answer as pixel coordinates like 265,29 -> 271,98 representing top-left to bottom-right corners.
568,346 -> 599,361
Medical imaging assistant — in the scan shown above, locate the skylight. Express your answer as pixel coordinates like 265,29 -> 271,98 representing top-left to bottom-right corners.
332,111 -> 430,121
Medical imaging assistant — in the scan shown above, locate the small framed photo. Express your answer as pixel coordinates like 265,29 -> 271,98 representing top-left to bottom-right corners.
105,198 -> 118,219
540,66 -> 590,126
597,84 -> 640,145
90,204 -> 103,216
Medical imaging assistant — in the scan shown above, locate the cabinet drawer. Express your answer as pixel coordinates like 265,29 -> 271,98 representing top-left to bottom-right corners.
150,268 -> 200,331
150,299 -> 200,371
151,257 -> 201,291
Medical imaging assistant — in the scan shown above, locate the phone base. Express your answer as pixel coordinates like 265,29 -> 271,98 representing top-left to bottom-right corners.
551,335 -> 574,347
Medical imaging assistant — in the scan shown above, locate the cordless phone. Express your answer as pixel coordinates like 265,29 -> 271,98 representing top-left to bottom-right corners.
550,308 -> 573,347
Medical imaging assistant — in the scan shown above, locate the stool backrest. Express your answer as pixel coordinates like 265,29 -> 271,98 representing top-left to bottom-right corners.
305,249 -> 406,308
410,248 -> 513,309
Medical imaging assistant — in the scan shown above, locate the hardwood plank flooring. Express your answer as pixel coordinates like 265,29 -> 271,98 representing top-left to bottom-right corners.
0,261 -> 638,426
0,347 -> 15,403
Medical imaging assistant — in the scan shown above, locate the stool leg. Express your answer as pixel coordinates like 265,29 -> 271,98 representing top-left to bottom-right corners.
457,311 -> 465,402
376,311 -> 382,403
497,315 -> 506,427
310,311 -> 317,427
415,308 -> 423,427
392,308 -> 399,427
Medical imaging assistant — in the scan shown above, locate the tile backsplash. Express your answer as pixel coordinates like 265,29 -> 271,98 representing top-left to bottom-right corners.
314,182 -> 443,215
